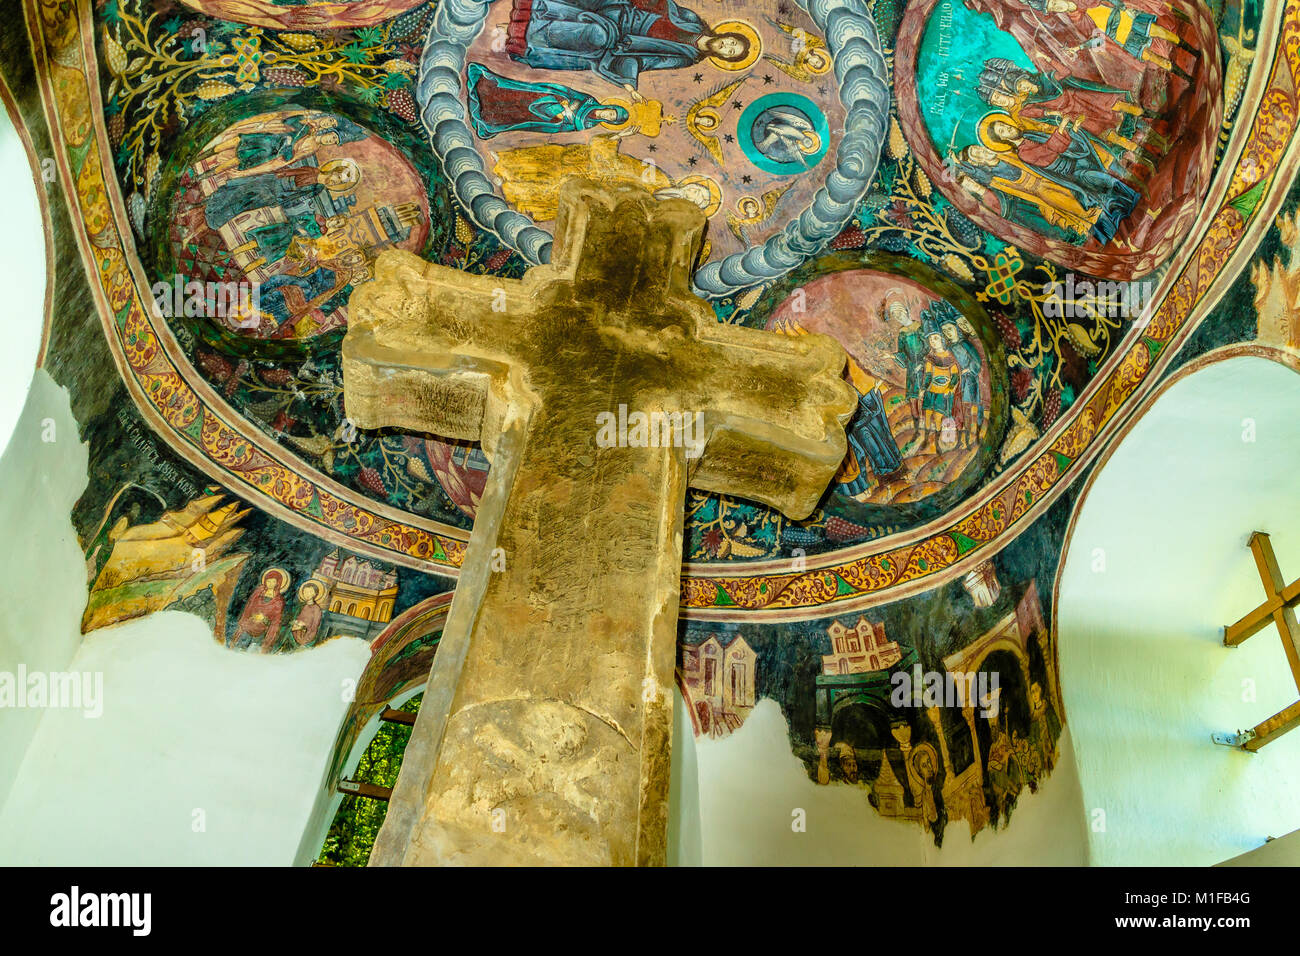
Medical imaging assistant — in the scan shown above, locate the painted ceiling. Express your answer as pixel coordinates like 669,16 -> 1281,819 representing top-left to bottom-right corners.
3,0 -> 1296,852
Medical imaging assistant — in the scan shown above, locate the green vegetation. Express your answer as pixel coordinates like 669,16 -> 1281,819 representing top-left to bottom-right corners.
316,693 -> 422,867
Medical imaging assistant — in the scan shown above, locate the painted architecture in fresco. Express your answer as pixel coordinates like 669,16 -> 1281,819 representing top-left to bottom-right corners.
680,634 -> 758,737
7,0 -> 1290,859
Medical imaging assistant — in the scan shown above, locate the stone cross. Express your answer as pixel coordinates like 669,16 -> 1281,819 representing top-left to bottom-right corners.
344,180 -> 854,866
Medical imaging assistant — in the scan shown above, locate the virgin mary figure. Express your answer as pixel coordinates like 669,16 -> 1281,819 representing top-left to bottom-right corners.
466,63 -> 628,138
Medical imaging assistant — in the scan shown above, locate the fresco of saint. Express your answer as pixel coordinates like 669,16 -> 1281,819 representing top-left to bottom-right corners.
466,63 -> 630,137
503,0 -> 754,87
918,321 -> 964,455
976,58 -> 1167,168
976,114 -> 1141,243
290,580 -> 326,647
955,143 -> 1102,243
192,114 -> 368,183
899,0 -> 1220,277
963,0 -> 1200,108
761,268 -> 1000,508
230,568 -> 290,652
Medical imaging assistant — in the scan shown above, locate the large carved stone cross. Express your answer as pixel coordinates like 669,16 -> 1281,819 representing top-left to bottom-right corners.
344,180 -> 854,866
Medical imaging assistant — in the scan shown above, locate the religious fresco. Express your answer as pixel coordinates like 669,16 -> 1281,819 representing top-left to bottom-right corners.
155,106 -> 430,349
33,0 -> 1267,605
72,397 -> 454,653
3,0 -> 1297,861
678,495 -> 1069,845
895,0 -> 1223,279
421,0 -> 890,295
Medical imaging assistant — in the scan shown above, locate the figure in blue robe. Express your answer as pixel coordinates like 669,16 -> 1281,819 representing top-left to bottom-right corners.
841,387 -> 904,495
1007,126 -> 1140,244
466,63 -> 628,138
204,162 -> 325,231
503,0 -> 748,88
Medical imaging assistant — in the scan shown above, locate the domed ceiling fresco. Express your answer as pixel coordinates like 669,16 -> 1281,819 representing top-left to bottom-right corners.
4,0 -> 1294,851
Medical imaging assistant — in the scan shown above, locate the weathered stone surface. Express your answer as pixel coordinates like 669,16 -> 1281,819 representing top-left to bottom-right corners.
343,180 -> 854,866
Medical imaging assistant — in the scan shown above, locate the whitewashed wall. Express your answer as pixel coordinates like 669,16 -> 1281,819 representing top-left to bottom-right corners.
1059,356 -> 1300,866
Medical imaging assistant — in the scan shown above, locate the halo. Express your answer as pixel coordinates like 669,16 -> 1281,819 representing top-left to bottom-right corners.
673,175 -> 723,218
977,112 -> 1017,153
598,97 -> 635,132
799,129 -> 823,155
709,20 -> 762,72
692,106 -> 722,131
261,567 -> 290,590
802,47 -> 832,75
298,579 -> 323,601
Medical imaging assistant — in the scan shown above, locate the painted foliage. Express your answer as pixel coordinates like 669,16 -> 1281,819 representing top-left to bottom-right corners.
896,0 -> 1223,278
6,0 -> 1294,857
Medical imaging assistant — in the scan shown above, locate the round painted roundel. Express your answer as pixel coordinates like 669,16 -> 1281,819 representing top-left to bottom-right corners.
745,254 -> 1010,533
160,107 -> 430,350
422,0 -> 891,297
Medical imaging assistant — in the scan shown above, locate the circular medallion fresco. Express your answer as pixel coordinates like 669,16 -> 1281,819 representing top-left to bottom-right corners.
742,253 -> 1009,541
419,0 -> 890,297
893,0 -> 1223,279
159,107 -> 430,351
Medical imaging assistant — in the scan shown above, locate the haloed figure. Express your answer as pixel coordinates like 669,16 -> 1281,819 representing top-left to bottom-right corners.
504,0 -> 754,88
230,568 -> 290,652
940,311 -> 984,448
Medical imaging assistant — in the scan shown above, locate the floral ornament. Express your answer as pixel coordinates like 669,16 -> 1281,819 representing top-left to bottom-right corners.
220,30 -> 265,84
854,150 -> 1128,435
102,0 -> 424,193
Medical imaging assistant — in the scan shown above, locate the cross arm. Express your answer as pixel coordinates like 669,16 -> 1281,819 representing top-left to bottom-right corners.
341,251 -> 535,456
678,320 -> 858,520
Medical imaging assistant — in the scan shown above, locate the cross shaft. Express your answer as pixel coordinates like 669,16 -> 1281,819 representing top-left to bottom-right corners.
344,181 -> 855,864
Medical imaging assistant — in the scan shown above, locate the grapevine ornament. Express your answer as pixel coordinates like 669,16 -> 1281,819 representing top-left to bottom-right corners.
102,3 -> 423,193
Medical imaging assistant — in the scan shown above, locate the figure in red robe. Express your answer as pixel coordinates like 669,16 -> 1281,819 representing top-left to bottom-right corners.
977,58 -> 1169,169
230,568 -> 289,652
290,579 -> 326,647
962,0 -> 1202,112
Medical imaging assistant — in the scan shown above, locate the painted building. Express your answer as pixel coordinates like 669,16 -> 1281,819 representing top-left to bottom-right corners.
821,617 -> 902,675
310,551 -> 400,642
680,635 -> 757,737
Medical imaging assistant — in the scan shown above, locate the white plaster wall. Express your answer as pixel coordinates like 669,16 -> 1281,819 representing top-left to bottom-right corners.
667,687 -> 702,866
0,99 -> 47,461
0,372 -> 90,806
0,373 -> 372,865
683,697 -> 1088,865
1059,356 -> 1300,866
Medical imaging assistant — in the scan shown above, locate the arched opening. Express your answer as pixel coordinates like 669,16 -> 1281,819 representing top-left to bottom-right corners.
1058,355 -> 1300,865
0,94 -> 49,460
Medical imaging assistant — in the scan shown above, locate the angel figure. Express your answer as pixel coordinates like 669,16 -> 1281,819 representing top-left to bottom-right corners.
685,77 -> 747,166
725,183 -> 793,243
763,20 -> 832,83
